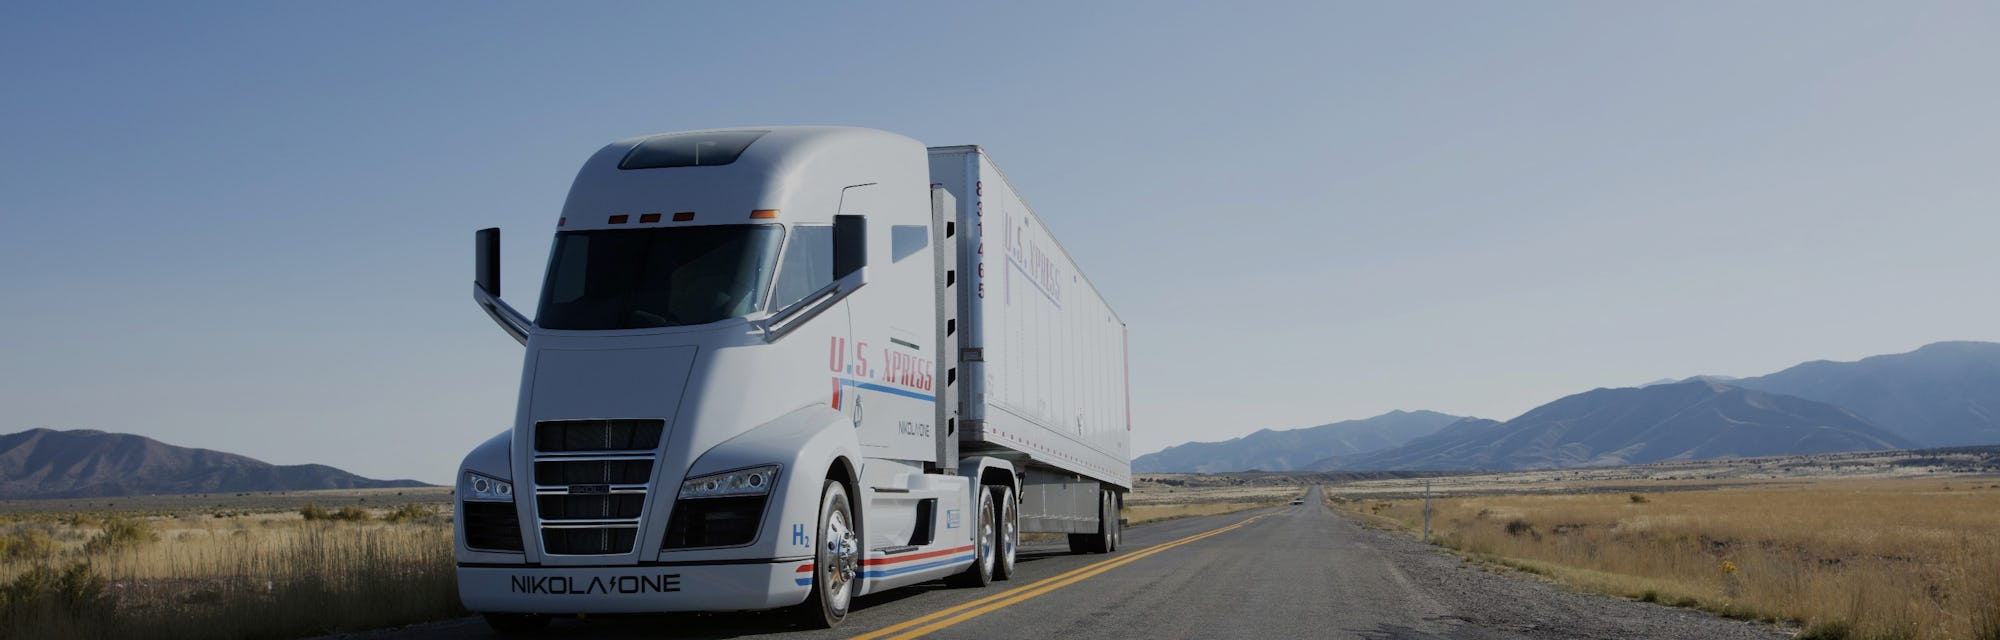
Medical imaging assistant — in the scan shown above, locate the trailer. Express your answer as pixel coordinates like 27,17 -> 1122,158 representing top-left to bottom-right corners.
457,127 -> 1131,631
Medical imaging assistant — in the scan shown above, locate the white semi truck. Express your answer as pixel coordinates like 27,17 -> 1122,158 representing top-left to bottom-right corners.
457,127 -> 1132,630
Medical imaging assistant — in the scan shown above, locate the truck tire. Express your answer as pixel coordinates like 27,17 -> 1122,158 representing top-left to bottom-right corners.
1111,492 -> 1123,551
481,613 -> 550,633
992,485 -> 1018,580
1099,490 -> 1117,553
793,480 -> 858,629
946,487 -> 996,587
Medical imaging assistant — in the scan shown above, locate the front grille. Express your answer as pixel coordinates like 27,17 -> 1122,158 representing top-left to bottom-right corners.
543,527 -> 638,555
538,493 -> 646,520
463,502 -> 523,552
531,419 -> 664,556
535,459 -> 653,485
662,496 -> 767,549
535,419 -> 663,452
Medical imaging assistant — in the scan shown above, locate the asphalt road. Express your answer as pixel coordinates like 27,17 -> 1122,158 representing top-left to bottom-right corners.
351,486 -> 1786,640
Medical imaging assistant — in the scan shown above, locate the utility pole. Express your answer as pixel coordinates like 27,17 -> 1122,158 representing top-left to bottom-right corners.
1423,480 -> 1432,544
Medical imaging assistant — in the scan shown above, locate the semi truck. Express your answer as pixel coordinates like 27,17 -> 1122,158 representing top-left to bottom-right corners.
456,126 -> 1132,630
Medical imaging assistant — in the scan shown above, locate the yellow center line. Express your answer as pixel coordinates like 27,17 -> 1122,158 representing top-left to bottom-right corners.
849,513 -> 1271,640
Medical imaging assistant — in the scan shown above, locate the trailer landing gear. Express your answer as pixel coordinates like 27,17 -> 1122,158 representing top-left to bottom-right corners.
1067,489 -> 1118,554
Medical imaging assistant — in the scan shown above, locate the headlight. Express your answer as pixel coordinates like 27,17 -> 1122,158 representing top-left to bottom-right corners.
679,465 -> 779,500
463,471 -> 514,502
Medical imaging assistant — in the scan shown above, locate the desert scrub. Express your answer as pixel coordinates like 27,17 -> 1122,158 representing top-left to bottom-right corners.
0,561 -> 108,632
1334,478 -> 2000,639
0,525 -> 59,561
383,503 -> 436,523
82,518 -> 158,555
300,503 -> 371,522
331,506 -> 370,521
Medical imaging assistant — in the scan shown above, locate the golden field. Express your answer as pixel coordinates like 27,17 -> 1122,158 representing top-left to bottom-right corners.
1330,477 -> 2000,640
0,494 -> 458,640
1124,475 -> 1302,524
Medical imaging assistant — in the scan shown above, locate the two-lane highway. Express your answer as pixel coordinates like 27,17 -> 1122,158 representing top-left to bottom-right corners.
356,487 -> 1785,639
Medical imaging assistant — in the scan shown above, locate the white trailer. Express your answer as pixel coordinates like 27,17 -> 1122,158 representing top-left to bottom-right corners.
457,127 -> 1130,631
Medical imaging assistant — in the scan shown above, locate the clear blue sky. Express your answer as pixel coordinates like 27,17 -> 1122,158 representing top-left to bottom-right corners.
4,3 -> 1996,483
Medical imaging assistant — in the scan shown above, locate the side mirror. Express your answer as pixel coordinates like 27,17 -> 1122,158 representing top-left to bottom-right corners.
473,227 -> 529,346
476,227 -> 502,297
834,215 -> 866,279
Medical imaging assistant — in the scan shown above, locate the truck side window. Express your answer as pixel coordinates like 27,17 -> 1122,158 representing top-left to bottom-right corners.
770,225 -> 833,311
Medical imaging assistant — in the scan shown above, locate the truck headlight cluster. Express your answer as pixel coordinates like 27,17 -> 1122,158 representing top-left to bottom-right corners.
678,465 -> 779,500
463,471 -> 514,502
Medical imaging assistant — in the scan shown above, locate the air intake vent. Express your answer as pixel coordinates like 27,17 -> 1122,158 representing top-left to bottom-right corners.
534,420 -> 663,452
544,527 -> 638,555
463,502 -> 523,552
535,459 -> 654,485
538,494 -> 646,520
662,496 -> 767,549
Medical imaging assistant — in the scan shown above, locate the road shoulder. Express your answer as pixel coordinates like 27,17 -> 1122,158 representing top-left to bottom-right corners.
1329,510 -> 1794,640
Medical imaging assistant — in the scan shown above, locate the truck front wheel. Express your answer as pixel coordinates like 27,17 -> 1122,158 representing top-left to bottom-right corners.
946,487 -> 997,587
794,480 -> 857,629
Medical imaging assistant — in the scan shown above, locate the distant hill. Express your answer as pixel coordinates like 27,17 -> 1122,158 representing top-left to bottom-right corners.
1327,382 -> 1913,471
0,429 -> 429,499
1310,417 -> 1505,470
1134,410 -> 1464,473
1729,341 -> 2000,447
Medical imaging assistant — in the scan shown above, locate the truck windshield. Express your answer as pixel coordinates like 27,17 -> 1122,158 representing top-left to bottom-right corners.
536,225 -> 782,330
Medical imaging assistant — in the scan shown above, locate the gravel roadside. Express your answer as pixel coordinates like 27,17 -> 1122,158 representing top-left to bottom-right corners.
1333,511 -> 1795,640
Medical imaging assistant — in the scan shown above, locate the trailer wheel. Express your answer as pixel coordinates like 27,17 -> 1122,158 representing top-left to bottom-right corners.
946,486 -> 997,587
991,485 -> 1018,580
1111,492 -> 1123,551
1100,490 -> 1117,553
793,480 -> 857,629
481,613 -> 550,634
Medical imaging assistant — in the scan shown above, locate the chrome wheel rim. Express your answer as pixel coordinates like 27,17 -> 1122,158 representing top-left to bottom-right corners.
1001,494 -> 1017,571
824,508 -> 858,611
978,496 -> 995,575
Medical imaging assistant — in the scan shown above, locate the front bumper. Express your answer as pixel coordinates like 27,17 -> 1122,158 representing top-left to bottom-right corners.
459,559 -> 817,614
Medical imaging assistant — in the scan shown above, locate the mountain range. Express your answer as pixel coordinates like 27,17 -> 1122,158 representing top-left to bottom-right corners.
0,429 -> 428,499
1141,341 -> 2000,473
1320,381 -> 1911,470
1134,410 -> 1462,473
1728,341 -> 2000,447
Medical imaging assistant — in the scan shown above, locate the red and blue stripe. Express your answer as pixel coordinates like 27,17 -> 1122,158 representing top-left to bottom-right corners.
860,544 -> 976,579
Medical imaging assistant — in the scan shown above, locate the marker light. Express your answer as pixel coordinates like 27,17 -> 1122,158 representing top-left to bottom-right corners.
608,214 -> 629,224
639,213 -> 662,223
750,210 -> 780,219
673,212 -> 696,221
678,465 -> 779,500
463,471 -> 514,502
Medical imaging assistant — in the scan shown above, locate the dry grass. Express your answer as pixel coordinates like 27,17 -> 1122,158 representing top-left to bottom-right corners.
1330,477 -> 2000,639
1123,480 -> 1301,524
0,504 -> 458,639
1122,501 -> 1287,525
